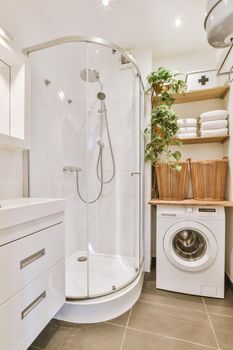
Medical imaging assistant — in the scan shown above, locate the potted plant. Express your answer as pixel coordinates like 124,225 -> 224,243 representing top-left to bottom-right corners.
147,67 -> 186,108
145,67 -> 188,200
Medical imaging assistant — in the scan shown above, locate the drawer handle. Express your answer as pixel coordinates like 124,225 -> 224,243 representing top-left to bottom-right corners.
20,248 -> 45,269
21,291 -> 46,320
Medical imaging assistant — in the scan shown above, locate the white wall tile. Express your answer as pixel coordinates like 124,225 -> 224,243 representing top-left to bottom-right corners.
0,149 -> 23,199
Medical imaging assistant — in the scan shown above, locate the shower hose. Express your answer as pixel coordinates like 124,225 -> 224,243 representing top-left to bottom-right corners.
76,99 -> 115,204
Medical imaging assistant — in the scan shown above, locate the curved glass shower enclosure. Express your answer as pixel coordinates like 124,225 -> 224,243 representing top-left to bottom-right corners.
27,37 -> 144,300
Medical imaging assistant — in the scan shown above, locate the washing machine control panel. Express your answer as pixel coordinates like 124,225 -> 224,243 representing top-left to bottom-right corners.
157,205 -> 225,219
189,207 -> 219,218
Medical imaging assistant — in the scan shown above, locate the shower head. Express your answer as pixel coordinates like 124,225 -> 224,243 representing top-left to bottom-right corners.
80,68 -> 100,83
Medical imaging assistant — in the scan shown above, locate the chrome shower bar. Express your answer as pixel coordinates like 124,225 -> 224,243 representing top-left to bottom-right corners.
22,35 -> 145,91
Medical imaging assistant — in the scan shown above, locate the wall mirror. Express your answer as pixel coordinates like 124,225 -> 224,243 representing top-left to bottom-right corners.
0,59 -> 10,136
0,37 -> 29,149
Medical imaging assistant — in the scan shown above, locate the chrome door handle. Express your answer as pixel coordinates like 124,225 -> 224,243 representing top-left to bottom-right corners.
131,171 -> 141,176
21,291 -> 46,320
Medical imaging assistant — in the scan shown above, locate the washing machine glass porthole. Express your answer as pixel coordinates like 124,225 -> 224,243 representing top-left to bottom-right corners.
172,229 -> 207,262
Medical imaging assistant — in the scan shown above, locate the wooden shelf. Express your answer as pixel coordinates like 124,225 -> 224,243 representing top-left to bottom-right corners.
172,85 -> 229,104
179,135 -> 229,145
149,199 -> 233,207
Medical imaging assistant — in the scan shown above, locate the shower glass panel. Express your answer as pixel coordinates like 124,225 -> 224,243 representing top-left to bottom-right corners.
86,44 -> 140,297
28,38 -> 143,301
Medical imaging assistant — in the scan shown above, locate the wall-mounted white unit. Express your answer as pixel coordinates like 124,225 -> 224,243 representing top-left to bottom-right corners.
205,0 -> 233,48
0,37 -> 30,149
0,198 -> 65,350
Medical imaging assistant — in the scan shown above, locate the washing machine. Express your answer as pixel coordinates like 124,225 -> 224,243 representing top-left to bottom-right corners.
156,205 -> 225,298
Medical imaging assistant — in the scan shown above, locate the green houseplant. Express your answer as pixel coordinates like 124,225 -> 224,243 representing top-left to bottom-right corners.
145,67 -> 188,199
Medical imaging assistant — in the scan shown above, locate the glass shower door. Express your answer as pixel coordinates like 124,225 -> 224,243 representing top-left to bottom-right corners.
86,44 -> 141,297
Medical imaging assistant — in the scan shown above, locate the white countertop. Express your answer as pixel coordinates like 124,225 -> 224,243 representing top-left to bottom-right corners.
0,197 -> 65,230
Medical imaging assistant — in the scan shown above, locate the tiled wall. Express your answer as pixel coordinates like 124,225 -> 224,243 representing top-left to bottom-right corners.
30,63 -> 85,259
0,149 -> 23,199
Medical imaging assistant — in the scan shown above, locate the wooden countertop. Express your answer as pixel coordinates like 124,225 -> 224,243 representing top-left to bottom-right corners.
149,199 -> 233,207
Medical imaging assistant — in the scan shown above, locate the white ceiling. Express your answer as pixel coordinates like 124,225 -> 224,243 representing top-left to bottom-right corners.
0,0 -> 210,58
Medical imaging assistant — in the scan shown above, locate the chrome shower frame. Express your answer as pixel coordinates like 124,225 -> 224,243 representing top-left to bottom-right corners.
23,35 -> 145,91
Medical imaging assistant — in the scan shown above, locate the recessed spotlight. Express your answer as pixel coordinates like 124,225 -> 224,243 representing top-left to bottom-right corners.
174,17 -> 183,28
102,0 -> 110,6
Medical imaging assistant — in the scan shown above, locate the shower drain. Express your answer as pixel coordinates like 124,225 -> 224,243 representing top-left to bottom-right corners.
77,256 -> 87,262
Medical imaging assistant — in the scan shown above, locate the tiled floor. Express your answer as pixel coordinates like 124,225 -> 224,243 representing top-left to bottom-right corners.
28,268 -> 233,350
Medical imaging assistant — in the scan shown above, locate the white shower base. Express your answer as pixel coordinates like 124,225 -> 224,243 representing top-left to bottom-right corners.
55,250 -> 144,323
66,250 -> 137,298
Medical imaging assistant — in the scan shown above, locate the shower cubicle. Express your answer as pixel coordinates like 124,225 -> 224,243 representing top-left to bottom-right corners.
25,37 -> 144,322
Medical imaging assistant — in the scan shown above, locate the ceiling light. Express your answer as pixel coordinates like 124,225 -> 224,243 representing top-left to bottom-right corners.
174,17 -> 183,28
102,0 -> 110,6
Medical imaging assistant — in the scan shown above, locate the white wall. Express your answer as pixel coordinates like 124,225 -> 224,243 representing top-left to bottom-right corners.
0,149 -> 23,199
154,47 -> 217,80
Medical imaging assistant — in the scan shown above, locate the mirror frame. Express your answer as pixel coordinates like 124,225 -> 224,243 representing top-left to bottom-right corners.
0,37 -> 30,149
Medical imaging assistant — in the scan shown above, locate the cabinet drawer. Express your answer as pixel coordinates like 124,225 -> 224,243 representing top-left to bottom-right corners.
0,222 -> 64,305
0,260 -> 65,350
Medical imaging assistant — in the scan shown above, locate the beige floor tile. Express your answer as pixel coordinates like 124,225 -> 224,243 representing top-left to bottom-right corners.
129,301 -> 217,348
122,329 -> 217,350
52,319 -> 99,330
210,313 -> 233,350
31,321 -> 124,350
106,310 -> 130,326
144,267 -> 156,282
204,286 -> 233,317
141,280 -> 205,312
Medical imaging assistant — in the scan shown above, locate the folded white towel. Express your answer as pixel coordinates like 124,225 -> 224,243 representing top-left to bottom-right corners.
200,110 -> 228,122
178,127 -> 197,134
178,133 -> 197,139
200,128 -> 228,137
177,118 -> 197,127
200,120 -> 228,130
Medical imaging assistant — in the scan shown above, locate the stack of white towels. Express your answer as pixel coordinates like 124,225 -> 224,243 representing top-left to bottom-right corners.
177,118 -> 197,139
199,110 -> 228,137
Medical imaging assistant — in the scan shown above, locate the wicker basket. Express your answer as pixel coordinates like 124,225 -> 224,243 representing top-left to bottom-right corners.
189,158 -> 229,200
155,162 -> 189,200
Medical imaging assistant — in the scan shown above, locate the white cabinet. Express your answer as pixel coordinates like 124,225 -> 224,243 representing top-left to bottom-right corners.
0,198 -> 65,350
0,37 -> 30,149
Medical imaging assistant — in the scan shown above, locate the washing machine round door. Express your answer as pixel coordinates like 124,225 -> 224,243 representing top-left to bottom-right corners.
163,221 -> 217,272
